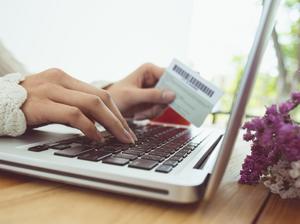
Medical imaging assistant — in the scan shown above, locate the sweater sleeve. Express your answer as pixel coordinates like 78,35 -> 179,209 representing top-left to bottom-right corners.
0,73 -> 27,137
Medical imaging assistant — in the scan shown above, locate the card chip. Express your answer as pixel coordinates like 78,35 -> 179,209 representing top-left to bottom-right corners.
172,65 -> 214,97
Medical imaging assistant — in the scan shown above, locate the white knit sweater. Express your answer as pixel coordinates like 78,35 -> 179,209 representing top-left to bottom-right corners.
0,73 -> 27,136
0,73 -> 110,137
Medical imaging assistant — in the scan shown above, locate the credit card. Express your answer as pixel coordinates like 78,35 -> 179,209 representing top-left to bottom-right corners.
155,59 -> 223,127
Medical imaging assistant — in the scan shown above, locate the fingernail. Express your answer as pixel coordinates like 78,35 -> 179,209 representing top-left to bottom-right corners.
129,128 -> 138,141
162,90 -> 176,102
123,129 -> 135,143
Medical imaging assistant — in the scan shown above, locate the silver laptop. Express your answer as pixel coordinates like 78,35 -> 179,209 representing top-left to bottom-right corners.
0,0 -> 280,203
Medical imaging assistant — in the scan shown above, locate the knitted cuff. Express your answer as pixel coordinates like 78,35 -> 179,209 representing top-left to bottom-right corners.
0,73 -> 27,136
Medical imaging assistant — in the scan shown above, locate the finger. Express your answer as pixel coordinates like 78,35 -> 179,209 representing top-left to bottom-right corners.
47,85 -> 135,143
137,63 -> 165,87
41,101 -> 103,141
139,63 -> 165,79
51,72 -> 136,140
132,88 -> 176,105
133,104 -> 168,120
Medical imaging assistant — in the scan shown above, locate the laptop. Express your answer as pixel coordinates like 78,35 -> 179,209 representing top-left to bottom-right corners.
0,0 -> 280,203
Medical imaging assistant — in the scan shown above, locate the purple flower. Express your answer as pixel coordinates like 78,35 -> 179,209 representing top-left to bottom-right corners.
239,92 -> 300,184
265,104 -> 279,117
279,102 -> 294,114
292,92 -> 300,104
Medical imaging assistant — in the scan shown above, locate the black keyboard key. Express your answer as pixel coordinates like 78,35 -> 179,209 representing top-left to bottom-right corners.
78,149 -> 112,161
73,136 -> 93,144
180,148 -> 192,154
50,144 -> 71,150
186,142 -> 199,148
141,155 -> 165,162
149,150 -> 170,157
163,160 -> 179,167
28,144 -> 49,152
100,146 -> 122,153
54,145 -> 93,158
128,159 -> 158,170
174,151 -> 188,158
102,157 -> 130,166
155,165 -> 173,173
170,156 -> 183,162
123,149 -> 145,156
159,147 -> 177,154
115,153 -> 138,161
182,145 -> 196,151
114,145 -> 131,151
131,145 -> 153,152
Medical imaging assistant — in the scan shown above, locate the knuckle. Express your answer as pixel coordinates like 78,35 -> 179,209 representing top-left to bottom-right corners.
68,107 -> 82,120
45,68 -> 66,80
100,90 -> 112,102
88,96 -> 104,107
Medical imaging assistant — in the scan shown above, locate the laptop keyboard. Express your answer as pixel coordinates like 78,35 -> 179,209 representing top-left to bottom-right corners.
27,123 -> 207,173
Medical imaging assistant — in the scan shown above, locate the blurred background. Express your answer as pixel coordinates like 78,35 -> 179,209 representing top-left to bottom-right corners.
0,0 -> 299,124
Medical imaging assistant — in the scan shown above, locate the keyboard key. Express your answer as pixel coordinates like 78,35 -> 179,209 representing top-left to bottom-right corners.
102,157 -> 130,166
159,147 -> 177,154
155,165 -> 173,173
186,142 -> 199,148
78,149 -> 112,161
128,159 -> 158,170
123,149 -> 145,156
131,145 -> 153,152
50,144 -> 71,150
170,156 -> 183,162
114,145 -> 131,151
115,153 -> 138,161
149,150 -> 170,157
141,155 -> 165,162
180,148 -> 192,154
163,160 -> 179,167
73,136 -> 93,144
174,151 -> 188,158
54,145 -> 93,158
182,145 -> 196,151
100,146 -> 122,153
28,144 -> 49,152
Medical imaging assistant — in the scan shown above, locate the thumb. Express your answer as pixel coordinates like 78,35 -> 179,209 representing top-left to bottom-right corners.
134,88 -> 176,104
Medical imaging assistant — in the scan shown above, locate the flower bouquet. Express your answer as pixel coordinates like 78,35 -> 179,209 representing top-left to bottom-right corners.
239,92 -> 300,198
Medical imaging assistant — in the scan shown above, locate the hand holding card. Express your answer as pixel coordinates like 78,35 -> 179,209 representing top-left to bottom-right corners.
155,59 -> 223,127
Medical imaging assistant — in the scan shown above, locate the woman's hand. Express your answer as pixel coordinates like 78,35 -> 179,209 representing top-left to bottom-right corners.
20,68 -> 136,143
106,63 -> 176,120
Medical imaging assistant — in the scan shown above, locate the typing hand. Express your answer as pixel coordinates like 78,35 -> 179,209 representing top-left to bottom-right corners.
21,68 -> 136,143
106,63 -> 176,120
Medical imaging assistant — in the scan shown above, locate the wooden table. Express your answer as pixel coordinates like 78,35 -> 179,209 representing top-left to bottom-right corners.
0,137 -> 299,224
